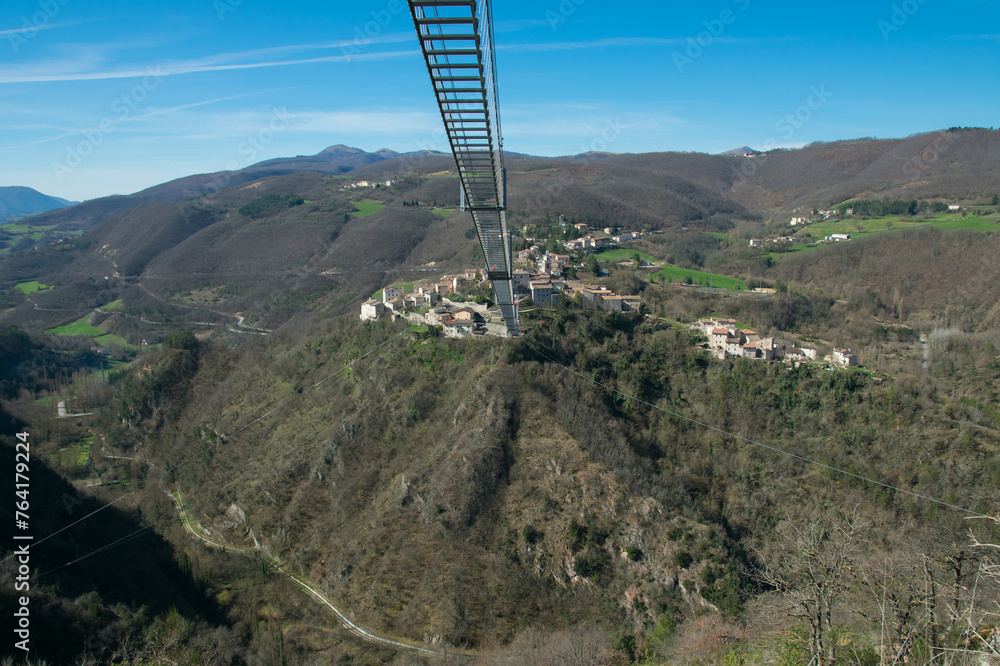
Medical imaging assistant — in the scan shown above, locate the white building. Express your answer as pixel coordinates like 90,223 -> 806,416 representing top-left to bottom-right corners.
360,299 -> 385,321
832,348 -> 858,367
530,280 -> 555,307
383,286 -> 404,303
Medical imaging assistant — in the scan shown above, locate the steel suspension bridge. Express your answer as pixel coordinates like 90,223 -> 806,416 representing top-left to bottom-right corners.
407,0 -> 519,336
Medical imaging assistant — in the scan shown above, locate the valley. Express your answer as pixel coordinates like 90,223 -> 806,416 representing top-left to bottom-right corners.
1,136 -> 999,665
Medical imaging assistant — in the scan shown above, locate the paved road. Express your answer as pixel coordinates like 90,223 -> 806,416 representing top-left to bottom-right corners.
57,400 -> 93,418
169,490 -> 469,661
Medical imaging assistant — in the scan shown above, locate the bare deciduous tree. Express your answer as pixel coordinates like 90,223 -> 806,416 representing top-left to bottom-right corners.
753,508 -> 868,666
964,514 -> 1000,658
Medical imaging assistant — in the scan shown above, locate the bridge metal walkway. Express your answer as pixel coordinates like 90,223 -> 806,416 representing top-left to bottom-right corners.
408,0 -> 518,335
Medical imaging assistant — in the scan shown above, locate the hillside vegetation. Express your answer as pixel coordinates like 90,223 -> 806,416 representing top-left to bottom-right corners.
2,134 -> 1000,664
3,294 -> 990,663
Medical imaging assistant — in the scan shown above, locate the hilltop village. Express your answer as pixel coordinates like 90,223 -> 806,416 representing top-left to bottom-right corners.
694,316 -> 859,368
359,257 -> 642,338
360,222 -> 648,337
359,223 -> 863,371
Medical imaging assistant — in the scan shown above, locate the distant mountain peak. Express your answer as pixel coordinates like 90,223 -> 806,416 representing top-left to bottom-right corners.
319,144 -> 367,156
719,146 -> 759,157
0,186 -> 77,220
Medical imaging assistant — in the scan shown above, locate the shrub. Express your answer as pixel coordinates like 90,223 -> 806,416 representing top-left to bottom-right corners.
574,552 -> 604,578
238,194 -> 304,218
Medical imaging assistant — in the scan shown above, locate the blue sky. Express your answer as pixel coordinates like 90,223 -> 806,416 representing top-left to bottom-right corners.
2,0 -> 998,201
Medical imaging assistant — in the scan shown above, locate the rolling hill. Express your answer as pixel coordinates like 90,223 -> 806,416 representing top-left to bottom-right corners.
11,129 -> 1000,239
0,186 -> 77,221
2,129 -> 1000,664
4,128 -> 1000,341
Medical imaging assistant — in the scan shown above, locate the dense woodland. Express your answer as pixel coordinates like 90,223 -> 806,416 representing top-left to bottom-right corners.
2,286 -> 998,663
2,136 -> 1000,664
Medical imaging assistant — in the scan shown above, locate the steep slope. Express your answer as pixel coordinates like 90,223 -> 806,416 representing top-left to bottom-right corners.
103,321 -> 746,653
72,301 -> 1000,662
774,225 -> 1000,329
8,146 -> 440,236
715,129 -> 1000,215
0,171 -> 481,334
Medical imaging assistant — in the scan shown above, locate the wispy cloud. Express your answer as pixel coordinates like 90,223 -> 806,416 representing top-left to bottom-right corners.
500,37 -> 688,52
493,18 -> 553,33
0,20 -> 77,36
0,92 -> 279,150
286,110 -> 438,135
948,33 -> 1000,40
499,36 -> 787,53
0,42 -> 418,84
505,111 -> 683,140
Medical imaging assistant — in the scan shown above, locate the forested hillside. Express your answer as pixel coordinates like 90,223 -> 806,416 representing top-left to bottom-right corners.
3,293 -> 996,663
2,134 -> 1000,664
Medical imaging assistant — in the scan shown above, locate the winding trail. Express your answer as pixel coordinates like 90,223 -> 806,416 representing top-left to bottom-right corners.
136,282 -> 270,334
168,490 -> 470,661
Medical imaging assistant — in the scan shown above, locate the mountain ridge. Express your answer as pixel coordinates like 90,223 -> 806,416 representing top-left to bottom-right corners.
13,129 -> 1000,235
0,185 -> 77,221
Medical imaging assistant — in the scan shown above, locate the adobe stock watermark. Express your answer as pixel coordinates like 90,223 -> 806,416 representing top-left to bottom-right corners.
878,0 -> 929,40
521,116 -> 627,211
51,67 -> 165,182
179,106 -> 291,217
340,0 -> 409,61
775,85 -> 833,140
673,0 -> 752,74
902,130 -> 955,177
223,106 -> 291,171
719,85 -> 833,193
6,0 -> 71,53
546,0 -> 586,30
214,0 -> 242,21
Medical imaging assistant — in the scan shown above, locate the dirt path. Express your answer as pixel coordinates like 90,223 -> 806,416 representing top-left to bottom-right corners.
168,490 -> 469,661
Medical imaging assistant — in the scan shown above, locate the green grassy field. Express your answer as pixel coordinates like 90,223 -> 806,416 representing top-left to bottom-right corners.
433,207 -> 457,217
930,217 -> 999,232
94,359 -> 130,381
770,213 -> 999,261
794,213 -> 998,239
657,265 -> 745,291
94,333 -> 132,348
47,314 -> 105,337
596,248 -> 657,263
350,200 -> 384,217
99,299 -> 124,310
46,313 -> 132,348
15,280 -> 53,295
1,222 -> 73,258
